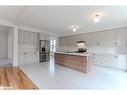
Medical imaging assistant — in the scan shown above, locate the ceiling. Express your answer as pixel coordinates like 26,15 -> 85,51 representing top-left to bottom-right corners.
0,6 -> 127,36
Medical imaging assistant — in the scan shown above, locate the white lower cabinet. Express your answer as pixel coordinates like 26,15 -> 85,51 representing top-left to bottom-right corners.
90,53 -> 127,70
106,54 -> 117,68
18,51 -> 38,65
18,52 -> 25,65
117,55 -> 127,70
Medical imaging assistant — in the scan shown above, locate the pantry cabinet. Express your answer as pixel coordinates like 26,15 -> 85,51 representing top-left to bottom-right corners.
18,30 -> 38,45
18,29 -> 39,65
18,51 -> 38,65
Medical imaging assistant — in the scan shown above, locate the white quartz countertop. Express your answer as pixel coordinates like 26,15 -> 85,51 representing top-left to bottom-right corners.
55,52 -> 92,57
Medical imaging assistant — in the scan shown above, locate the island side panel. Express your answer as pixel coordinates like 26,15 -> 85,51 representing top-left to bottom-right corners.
55,53 -> 91,73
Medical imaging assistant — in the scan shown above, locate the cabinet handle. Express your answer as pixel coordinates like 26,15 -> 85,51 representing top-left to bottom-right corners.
115,55 -> 118,58
34,52 -> 36,54
115,42 -> 117,46
24,52 -> 27,55
97,42 -> 100,46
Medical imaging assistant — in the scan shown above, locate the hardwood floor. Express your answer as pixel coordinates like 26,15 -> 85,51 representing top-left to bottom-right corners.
0,66 -> 38,90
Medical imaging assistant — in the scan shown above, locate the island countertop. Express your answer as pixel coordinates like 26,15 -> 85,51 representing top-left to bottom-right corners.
55,52 -> 92,73
55,52 -> 92,57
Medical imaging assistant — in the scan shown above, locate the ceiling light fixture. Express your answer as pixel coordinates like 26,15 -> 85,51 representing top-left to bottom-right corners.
94,15 -> 100,23
71,25 -> 79,32
73,27 -> 77,32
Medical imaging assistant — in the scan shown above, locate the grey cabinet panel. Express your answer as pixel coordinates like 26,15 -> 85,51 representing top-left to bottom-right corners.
106,54 -> 117,68
117,28 -> 127,46
18,30 -> 25,44
18,30 -> 38,45
85,32 -> 99,47
90,53 -> 127,70
59,27 -> 127,50
18,29 -> 39,65
106,30 -> 117,47
99,31 -> 107,47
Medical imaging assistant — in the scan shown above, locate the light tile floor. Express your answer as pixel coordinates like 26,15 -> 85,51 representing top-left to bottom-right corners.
20,59 -> 127,89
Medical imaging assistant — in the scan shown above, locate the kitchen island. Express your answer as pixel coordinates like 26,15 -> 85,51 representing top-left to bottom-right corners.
55,52 -> 92,73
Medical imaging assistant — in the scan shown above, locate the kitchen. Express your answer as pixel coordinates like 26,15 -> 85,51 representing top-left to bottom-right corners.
57,27 -> 127,72
0,6 -> 127,89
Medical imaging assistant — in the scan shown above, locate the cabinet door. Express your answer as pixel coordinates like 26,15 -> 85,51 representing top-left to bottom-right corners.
99,31 -> 107,47
18,52 -> 25,65
23,52 -> 33,64
117,28 -> 127,46
106,54 -> 118,68
18,30 -> 25,45
23,52 -> 29,64
65,37 -> 70,46
33,32 -> 38,45
29,32 -> 34,45
18,31 -> 22,44
23,31 -> 29,44
117,55 -> 127,70
107,30 -> 117,47
59,37 -> 63,46
85,32 -> 99,47
68,36 -> 76,47
33,51 -> 38,63
59,37 -> 66,46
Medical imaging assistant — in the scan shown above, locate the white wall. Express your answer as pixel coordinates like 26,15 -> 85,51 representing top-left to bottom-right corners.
0,30 -> 8,58
8,29 -> 13,58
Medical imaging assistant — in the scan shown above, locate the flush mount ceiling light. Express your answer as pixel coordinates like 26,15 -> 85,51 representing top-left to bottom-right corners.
71,25 -> 79,32
72,27 -> 77,32
94,15 -> 100,23
92,12 -> 103,23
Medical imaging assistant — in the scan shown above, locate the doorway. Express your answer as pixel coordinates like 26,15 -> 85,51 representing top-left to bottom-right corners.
50,39 -> 56,59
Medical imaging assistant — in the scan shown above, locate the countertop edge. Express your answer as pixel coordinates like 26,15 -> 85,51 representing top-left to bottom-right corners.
55,52 -> 92,57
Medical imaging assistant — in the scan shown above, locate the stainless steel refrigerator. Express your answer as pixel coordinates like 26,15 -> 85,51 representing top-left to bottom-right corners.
39,40 -> 50,62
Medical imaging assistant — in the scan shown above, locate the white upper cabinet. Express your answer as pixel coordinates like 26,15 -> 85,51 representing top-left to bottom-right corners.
59,27 -> 127,49
30,32 -> 38,45
24,31 -> 30,44
18,30 -> 38,45
18,30 -> 25,45
59,37 -> 66,46
98,31 -> 107,47
29,31 -> 34,44
106,29 -> 117,47
117,28 -> 127,46
85,32 -> 99,47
